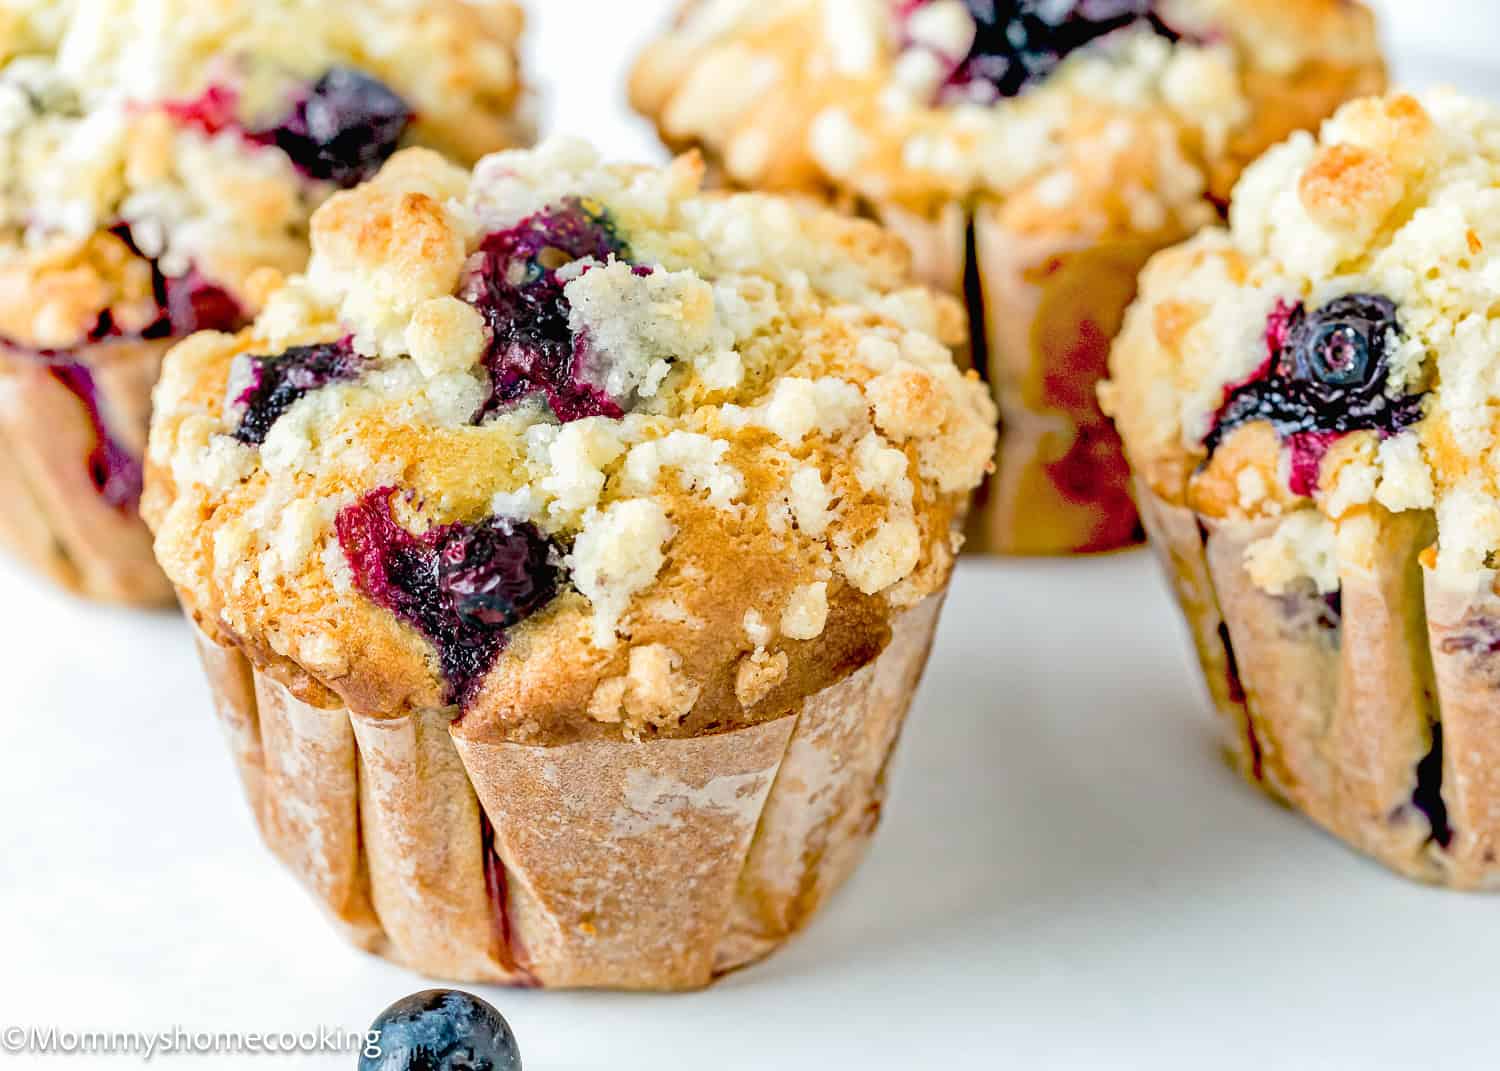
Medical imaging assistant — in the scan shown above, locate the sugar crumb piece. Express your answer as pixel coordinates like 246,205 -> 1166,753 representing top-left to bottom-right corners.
743,609 -> 771,647
1244,510 -> 1339,595
781,581 -> 829,641
407,296 -> 487,377
836,514 -> 921,595
588,644 -> 702,736
569,499 -> 675,648
735,648 -> 789,708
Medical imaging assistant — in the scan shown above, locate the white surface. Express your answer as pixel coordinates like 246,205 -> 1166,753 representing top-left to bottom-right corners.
3,2 -> 1499,1068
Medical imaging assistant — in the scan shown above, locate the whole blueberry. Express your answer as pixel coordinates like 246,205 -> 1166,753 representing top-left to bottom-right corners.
941,0 -> 1170,100
336,491 -> 563,706
1205,291 -> 1422,463
1282,293 -> 1397,403
436,518 -> 558,631
360,990 -> 521,1071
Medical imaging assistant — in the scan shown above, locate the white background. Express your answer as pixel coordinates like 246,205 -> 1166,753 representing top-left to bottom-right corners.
3,2 -> 1498,1068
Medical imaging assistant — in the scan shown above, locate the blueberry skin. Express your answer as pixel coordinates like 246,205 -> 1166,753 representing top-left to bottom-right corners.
266,68 -> 412,188
951,0 -> 1171,100
360,990 -> 521,1071
1206,292 -> 1421,454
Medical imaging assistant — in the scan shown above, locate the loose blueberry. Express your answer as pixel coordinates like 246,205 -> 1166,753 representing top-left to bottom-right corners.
336,489 -> 561,705
463,198 -> 633,424
1205,294 -> 1424,495
262,68 -> 413,188
360,989 -> 521,1071
906,0 -> 1178,103
230,339 -> 365,445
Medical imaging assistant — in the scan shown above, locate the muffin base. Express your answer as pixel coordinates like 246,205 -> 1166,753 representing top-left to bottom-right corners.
190,594 -> 946,989
878,203 -> 1165,556
1139,482 -> 1500,889
0,338 -> 173,604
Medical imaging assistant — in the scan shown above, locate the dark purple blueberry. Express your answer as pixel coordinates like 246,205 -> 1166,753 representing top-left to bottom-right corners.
100,224 -> 246,342
336,489 -> 560,706
230,339 -> 365,445
262,68 -> 412,188
437,520 -> 557,630
360,989 -> 521,1071
1204,294 -> 1424,495
1284,294 -> 1399,404
909,0 -> 1177,102
463,198 -> 633,424
154,268 -> 244,338
46,362 -> 143,511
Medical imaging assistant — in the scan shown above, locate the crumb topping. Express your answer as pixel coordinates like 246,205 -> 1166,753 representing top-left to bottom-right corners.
0,0 -> 529,348
145,140 -> 995,733
631,0 -> 1381,225
1105,90 -> 1500,585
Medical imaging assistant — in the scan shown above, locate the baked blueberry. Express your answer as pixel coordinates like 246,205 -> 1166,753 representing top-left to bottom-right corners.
229,339 -> 365,445
1205,294 -> 1423,493
360,989 -> 521,1071
464,197 -> 632,424
437,520 -> 557,631
263,68 -> 413,188
926,0 -> 1178,102
336,489 -> 560,705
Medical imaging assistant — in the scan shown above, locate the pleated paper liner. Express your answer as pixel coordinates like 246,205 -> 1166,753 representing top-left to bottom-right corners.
1140,481 -> 1500,889
0,338 -> 173,604
875,200 -> 1175,556
191,593 -> 947,990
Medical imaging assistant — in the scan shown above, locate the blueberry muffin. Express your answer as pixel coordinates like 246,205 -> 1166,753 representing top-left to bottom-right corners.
143,141 -> 996,988
1103,90 -> 1500,888
631,0 -> 1384,554
0,0 -> 529,603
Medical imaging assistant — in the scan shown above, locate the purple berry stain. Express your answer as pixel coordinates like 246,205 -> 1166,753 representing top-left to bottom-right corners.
44,363 -> 143,511
230,339 -> 365,445
463,197 -> 635,425
1205,294 -> 1424,497
900,0 -> 1182,103
260,68 -> 413,188
336,488 -> 560,706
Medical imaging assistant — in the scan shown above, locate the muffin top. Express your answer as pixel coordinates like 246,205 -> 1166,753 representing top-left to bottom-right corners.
1103,89 -> 1500,590
0,0 -> 529,350
631,0 -> 1383,232
144,140 -> 996,743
